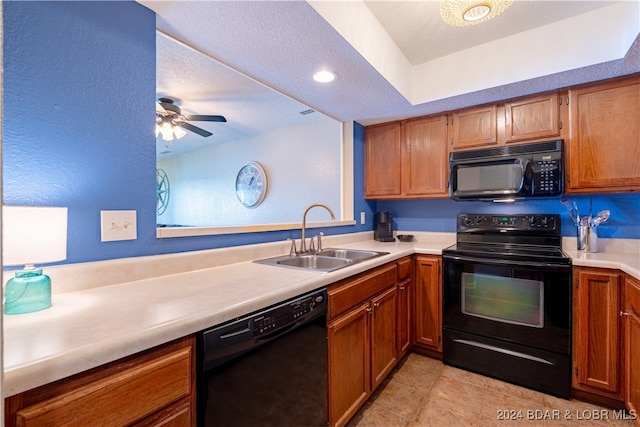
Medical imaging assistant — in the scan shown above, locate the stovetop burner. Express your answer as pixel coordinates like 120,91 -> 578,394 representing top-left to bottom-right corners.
442,242 -> 571,264
443,213 -> 571,265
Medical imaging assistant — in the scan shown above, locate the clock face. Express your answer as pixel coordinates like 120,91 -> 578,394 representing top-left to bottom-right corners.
235,162 -> 268,208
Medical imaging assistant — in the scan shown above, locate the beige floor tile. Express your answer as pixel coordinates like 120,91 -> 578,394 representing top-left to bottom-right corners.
349,403 -> 412,427
414,393 -> 481,427
440,365 -> 491,389
390,361 -> 441,391
480,388 -> 544,420
482,376 -> 546,405
348,354 -> 636,427
402,353 -> 445,374
368,380 -> 425,423
429,375 -> 486,414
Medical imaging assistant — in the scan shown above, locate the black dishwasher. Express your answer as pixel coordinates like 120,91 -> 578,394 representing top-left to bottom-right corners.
197,288 -> 328,427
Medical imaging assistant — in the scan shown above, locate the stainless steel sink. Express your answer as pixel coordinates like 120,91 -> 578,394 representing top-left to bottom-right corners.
279,255 -> 353,270
253,248 -> 388,273
316,248 -> 388,261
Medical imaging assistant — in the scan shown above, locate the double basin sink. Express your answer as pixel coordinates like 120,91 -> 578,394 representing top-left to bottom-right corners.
254,248 -> 389,273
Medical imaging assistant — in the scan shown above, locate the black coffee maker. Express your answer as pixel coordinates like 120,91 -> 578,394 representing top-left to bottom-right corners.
374,212 -> 395,242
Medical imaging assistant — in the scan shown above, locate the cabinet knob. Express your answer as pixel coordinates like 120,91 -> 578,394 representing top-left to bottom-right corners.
620,311 -> 630,317
373,302 -> 380,309
366,307 -> 373,314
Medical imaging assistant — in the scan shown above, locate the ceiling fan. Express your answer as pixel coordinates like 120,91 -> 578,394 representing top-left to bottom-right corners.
155,97 -> 227,140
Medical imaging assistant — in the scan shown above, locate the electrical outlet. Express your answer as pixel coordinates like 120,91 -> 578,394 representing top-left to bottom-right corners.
101,210 -> 137,242
360,212 -> 366,225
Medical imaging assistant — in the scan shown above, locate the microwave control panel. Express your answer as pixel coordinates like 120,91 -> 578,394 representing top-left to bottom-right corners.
531,151 -> 562,195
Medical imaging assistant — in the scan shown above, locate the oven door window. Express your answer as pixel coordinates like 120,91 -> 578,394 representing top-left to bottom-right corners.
461,272 -> 544,328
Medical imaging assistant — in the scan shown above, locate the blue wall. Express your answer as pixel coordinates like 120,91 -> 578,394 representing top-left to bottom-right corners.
2,1 -> 371,266
377,195 -> 640,239
3,2 -> 638,269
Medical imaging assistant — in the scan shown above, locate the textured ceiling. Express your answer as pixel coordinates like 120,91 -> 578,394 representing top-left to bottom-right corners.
155,32 -> 325,157
140,0 -> 640,156
365,1 -> 614,65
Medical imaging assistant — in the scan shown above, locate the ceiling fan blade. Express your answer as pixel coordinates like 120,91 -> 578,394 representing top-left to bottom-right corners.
180,122 -> 213,137
185,114 -> 227,123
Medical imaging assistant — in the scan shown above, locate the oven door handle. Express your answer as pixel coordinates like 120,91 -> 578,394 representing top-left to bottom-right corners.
443,254 -> 571,270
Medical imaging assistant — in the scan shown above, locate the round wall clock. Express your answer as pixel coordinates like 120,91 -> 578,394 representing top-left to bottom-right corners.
235,162 -> 268,208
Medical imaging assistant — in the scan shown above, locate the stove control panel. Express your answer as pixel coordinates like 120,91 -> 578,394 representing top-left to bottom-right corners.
458,214 -> 559,232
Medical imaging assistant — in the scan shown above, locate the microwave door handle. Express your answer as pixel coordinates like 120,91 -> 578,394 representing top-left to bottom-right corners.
514,158 -> 529,192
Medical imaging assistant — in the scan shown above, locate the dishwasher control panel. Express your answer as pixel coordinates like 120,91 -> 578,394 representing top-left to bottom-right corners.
201,288 -> 327,371
253,290 -> 326,335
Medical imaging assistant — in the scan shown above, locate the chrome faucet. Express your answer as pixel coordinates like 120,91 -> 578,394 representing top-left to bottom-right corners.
300,204 -> 335,254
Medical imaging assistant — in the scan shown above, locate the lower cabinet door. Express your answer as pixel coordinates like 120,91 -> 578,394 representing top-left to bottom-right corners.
397,277 -> 413,357
371,286 -> 398,389
414,256 -> 442,352
625,275 -> 640,422
573,267 -> 622,397
328,303 -> 370,427
625,312 -> 640,422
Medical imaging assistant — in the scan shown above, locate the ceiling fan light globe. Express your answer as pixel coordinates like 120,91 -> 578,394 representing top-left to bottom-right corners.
160,121 -> 174,141
173,125 -> 187,139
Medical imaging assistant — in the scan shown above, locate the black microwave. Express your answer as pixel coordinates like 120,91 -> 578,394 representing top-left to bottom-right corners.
449,140 -> 564,201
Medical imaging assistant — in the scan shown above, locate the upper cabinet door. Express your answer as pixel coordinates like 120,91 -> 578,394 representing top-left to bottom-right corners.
568,77 -> 640,193
403,115 -> 449,197
451,105 -> 497,150
364,122 -> 402,198
504,93 -> 561,143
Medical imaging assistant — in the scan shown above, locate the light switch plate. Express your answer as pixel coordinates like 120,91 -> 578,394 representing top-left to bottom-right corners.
360,212 -> 366,225
100,210 -> 137,242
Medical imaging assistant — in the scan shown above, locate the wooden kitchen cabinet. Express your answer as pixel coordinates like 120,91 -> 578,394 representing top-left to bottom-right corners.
327,263 -> 398,427
396,256 -> 413,357
414,255 -> 442,353
364,114 -> 448,199
402,115 -> 449,197
504,92 -> 563,143
450,104 -> 497,150
370,286 -> 399,389
567,76 -> 640,193
624,275 -> 640,423
5,336 -> 196,427
327,301 -> 370,427
451,92 -> 564,150
572,267 -> 623,400
364,121 -> 402,197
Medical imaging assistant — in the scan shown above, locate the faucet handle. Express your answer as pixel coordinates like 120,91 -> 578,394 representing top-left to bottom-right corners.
309,237 -> 316,254
316,232 -> 324,253
287,238 -> 298,257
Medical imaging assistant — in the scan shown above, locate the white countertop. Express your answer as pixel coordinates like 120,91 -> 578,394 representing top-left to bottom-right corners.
3,235 -> 639,397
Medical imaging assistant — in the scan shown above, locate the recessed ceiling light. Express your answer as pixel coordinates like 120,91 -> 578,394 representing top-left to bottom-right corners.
313,70 -> 337,83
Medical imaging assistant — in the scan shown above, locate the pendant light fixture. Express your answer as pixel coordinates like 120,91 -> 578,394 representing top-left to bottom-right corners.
440,0 -> 513,27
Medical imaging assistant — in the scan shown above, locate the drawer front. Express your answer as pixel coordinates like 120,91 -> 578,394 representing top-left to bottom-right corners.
397,257 -> 412,282
329,263 -> 397,320
626,275 -> 640,317
17,347 -> 192,426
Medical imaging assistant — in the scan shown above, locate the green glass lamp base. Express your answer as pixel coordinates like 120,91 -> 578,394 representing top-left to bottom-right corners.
4,268 -> 52,315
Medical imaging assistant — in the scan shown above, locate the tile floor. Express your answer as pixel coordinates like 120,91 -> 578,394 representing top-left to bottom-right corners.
348,353 -> 636,427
